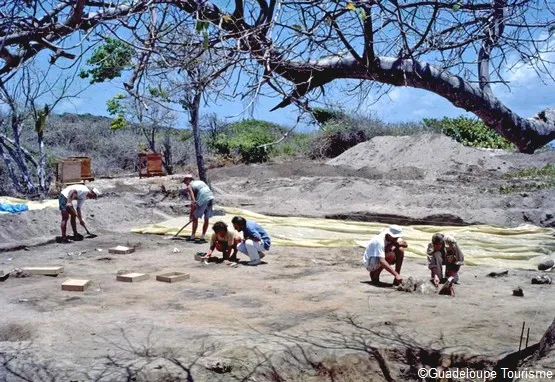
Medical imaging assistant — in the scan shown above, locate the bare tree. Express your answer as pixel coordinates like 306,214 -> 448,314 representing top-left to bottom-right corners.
1,1 -> 553,152
0,64 -> 79,195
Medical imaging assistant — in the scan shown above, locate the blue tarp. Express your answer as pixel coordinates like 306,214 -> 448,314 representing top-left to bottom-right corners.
0,203 -> 29,214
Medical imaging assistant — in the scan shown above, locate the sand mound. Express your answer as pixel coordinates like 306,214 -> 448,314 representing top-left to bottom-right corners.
327,134 -> 507,177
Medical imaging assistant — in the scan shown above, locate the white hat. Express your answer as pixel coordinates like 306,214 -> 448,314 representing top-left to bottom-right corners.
384,225 -> 403,238
92,187 -> 102,196
183,173 -> 194,182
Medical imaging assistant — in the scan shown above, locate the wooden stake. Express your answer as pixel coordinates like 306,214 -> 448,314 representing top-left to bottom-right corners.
519,321 -> 525,351
526,327 -> 530,348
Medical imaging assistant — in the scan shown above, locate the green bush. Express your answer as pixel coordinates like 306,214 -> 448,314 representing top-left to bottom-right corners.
209,119 -> 282,163
423,116 -> 514,150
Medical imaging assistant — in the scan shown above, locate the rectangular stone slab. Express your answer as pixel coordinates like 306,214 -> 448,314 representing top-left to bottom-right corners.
116,273 -> 149,282
156,272 -> 190,283
23,266 -> 64,276
108,245 -> 135,254
62,279 -> 90,292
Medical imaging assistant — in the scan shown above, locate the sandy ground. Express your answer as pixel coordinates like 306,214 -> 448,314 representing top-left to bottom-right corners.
1,231 -> 554,381
1,135 -> 554,381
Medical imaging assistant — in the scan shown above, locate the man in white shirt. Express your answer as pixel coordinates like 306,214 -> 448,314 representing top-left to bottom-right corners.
59,184 -> 101,243
363,225 -> 407,286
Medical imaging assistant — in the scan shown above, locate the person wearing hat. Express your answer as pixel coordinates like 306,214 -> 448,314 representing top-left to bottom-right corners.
182,174 -> 214,243
362,225 -> 407,286
59,184 -> 101,243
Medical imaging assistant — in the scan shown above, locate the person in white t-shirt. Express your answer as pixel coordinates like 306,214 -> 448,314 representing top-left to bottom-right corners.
59,184 -> 101,243
362,225 -> 407,286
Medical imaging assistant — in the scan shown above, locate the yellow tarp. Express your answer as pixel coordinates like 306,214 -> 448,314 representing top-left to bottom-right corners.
0,196 -> 58,212
132,206 -> 555,270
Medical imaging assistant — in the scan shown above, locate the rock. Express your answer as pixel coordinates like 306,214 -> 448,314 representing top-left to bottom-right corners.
12,268 -> 30,278
487,270 -> 509,278
531,275 -> 552,285
203,359 -> 232,374
538,260 -> 554,271
415,282 -> 436,295
513,287 -> 524,297
397,276 -> 417,292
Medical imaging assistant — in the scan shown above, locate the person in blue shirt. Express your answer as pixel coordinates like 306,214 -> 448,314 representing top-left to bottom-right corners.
232,216 -> 271,266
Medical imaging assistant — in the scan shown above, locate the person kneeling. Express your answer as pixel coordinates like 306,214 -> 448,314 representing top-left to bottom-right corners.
204,221 -> 241,266
363,225 -> 407,286
232,216 -> 271,266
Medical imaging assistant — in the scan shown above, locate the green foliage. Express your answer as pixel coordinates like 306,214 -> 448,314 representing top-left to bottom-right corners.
79,38 -> 133,84
498,164 -> 555,193
35,104 -> 50,134
110,114 -> 127,131
209,119 -> 284,163
147,85 -> 170,101
311,107 -> 347,125
423,116 -> 514,150
505,163 -> 555,179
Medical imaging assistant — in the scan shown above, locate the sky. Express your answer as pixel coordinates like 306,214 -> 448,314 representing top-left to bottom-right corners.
53,62 -> 555,134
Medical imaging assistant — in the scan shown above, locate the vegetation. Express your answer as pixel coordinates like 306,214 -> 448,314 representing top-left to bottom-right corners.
423,116 -> 515,150
498,164 -> 555,194
309,109 -> 432,158
209,119 -> 309,163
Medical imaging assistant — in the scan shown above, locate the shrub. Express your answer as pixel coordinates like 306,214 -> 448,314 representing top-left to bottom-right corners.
209,119 -> 285,163
423,116 -> 515,150
309,113 -> 431,158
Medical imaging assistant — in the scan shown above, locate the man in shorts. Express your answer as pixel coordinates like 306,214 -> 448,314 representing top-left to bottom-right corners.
182,174 -> 214,243
59,184 -> 101,243
363,225 -> 407,286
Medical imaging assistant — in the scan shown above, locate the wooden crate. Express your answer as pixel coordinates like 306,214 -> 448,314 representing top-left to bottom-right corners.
68,157 -> 94,180
55,157 -> 95,187
156,272 -> 190,283
138,153 -> 167,178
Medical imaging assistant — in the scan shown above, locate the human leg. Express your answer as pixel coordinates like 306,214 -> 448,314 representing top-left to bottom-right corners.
238,239 -> 262,265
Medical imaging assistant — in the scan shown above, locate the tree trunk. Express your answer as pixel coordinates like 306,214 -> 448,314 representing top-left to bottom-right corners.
162,128 -> 173,175
189,90 -> 207,183
0,140 -> 22,194
10,116 -> 36,194
36,129 -> 48,195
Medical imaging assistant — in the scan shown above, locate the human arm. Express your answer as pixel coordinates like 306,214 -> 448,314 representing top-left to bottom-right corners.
380,258 -> 402,282
186,186 -> 196,215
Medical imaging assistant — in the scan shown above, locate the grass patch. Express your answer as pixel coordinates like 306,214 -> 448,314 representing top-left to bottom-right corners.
498,164 -> 555,194
503,163 -> 555,179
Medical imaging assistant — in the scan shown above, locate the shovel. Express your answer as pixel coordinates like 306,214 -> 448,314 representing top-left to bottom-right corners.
163,220 -> 193,240
81,221 -> 98,238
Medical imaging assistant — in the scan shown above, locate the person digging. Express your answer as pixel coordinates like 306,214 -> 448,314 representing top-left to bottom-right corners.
59,185 -> 101,244
182,174 -> 214,244
363,225 -> 407,286
201,221 -> 242,267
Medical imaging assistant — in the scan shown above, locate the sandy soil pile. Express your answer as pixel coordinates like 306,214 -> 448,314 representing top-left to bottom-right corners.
328,134 -> 517,178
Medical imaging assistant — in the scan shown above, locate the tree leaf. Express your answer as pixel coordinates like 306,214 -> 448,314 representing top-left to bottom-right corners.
292,24 -> 303,32
359,8 -> 367,21
222,15 -> 233,22
346,2 -> 356,11
452,4 -> 461,12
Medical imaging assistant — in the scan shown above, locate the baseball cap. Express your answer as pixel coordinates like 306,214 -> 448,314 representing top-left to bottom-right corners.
92,187 -> 102,196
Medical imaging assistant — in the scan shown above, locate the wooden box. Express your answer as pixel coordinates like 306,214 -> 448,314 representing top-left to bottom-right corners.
68,157 -> 93,180
108,246 -> 135,254
23,266 -> 64,276
62,279 -> 90,292
138,153 -> 167,178
117,273 -> 149,282
156,272 -> 190,283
